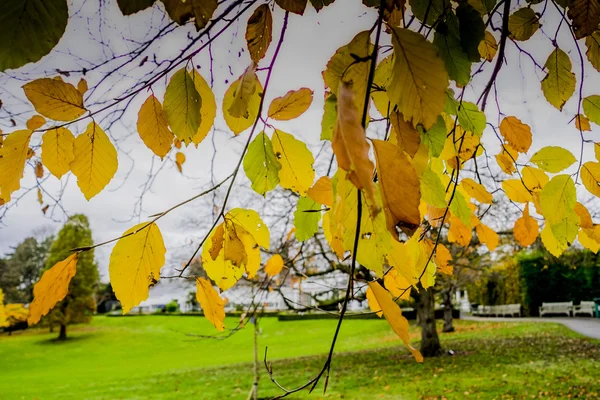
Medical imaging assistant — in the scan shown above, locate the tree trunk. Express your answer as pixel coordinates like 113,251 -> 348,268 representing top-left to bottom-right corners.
58,324 -> 67,341
442,289 -> 455,333
415,284 -> 442,357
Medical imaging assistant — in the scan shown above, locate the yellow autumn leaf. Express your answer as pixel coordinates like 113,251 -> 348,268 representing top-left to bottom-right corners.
502,179 -> 532,203
323,31 -> 372,117
192,70 -> 217,145
540,224 -> 568,257
332,174 -> 391,276
209,220 -> 248,267
496,152 -> 517,174
508,8 -> 540,41
367,281 -> 423,362
164,68 -> 201,144
575,202 -> 593,228
203,209 -> 267,289
271,129 -> 315,196
195,277 -> 227,332
575,114 -> 591,131
268,88 -> 313,121
513,203 -> 539,247
499,116 -> 532,153
23,78 -> 86,121
175,151 -> 186,173
478,30 -> 497,62
389,111 -> 420,157
203,228 -> 245,291
595,143 -> 600,162
540,174 -> 577,224
448,215 -> 472,246
384,269 -> 412,300
580,161 -> 600,197
109,222 -> 166,314
541,48 -> 575,111
529,146 -> 576,173
35,162 -> 44,179
70,122 -> 118,200
0,130 -> 32,202
366,286 -> 383,317
587,31 -> 600,72
137,95 -> 174,158
435,244 -> 453,275
41,127 -> 75,179
461,178 -> 492,204
475,223 -> 499,251
521,166 -> 548,192
388,27 -> 449,129
0,289 -> 6,328
245,4 -> 272,64
371,139 -> 421,236
26,115 -> 46,131
223,66 -> 263,135
227,208 -> 270,249
420,166 -> 447,209
264,254 -> 284,277
77,78 -> 88,95
579,227 -> 600,253
307,176 -> 333,206
332,82 -> 379,212
27,253 -> 78,325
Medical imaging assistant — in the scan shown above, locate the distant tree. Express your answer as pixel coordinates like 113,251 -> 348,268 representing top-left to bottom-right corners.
0,236 -> 53,304
44,214 -> 99,340
165,299 -> 180,313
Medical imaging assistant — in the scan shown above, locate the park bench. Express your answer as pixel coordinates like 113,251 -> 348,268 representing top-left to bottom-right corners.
473,304 -> 521,317
539,301 -> 573,317
574,301 -> 595,317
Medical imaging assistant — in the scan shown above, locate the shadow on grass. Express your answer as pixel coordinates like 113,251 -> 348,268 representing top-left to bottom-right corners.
35,332 -> 100,346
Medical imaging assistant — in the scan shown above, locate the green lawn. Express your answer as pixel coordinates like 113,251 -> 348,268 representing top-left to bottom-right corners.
1,315 -> 599,399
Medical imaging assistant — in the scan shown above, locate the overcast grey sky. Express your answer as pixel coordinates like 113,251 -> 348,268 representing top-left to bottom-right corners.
0,0 -> 598,292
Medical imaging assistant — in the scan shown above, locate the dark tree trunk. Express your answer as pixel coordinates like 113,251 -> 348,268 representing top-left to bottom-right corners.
58,324 -> 67,340
415,284 -> 442,357
442,289 -> 455,333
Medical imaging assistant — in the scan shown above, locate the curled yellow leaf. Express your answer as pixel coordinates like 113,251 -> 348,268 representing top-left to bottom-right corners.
28,253 -> 78,325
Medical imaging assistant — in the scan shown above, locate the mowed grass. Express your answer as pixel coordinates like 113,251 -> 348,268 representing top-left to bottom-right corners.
0,316 -> 599,399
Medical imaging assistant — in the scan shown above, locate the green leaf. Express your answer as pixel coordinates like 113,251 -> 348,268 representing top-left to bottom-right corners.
117,0 -> 156,15
583,95 -> 600,125
419,116 -> 446,157
243,132 -> 281,196
0,0 -> 68,71
164,68 -> 202,144
434,16 -> 472,86
450,190 -> 472,227
457,3 -> 485,61
541,48 -> 576,110
294,197 -> 321,241
508,8 -> 540,41
420,167 -> 447,208
409,0 -> 450,25
457,101 -> 486,136
529,146 -> 576,173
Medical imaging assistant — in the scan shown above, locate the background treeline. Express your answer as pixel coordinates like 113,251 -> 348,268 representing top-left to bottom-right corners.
468,249 -> 600,316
